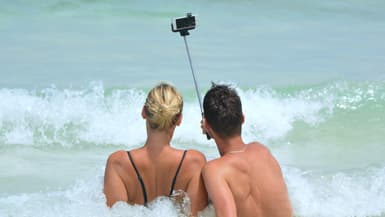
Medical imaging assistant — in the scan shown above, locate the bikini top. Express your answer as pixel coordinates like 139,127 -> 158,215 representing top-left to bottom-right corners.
127,150 -> 187,206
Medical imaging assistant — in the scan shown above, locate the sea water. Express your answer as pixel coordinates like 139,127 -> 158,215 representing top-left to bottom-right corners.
1,0 -> 385,217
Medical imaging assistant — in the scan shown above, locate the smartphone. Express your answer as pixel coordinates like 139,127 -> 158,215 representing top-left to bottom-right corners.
171,13 -> 196,32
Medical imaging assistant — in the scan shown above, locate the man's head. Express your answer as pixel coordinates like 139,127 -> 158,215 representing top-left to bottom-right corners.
203,83 -> 243,138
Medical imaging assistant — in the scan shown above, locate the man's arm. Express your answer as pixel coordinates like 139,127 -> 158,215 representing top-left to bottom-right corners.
103,151 -> 128,207
202,162 -> 237,217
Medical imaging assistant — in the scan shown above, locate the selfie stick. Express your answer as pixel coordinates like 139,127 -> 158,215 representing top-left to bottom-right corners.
183,37 -> 204,116
171,13 -> 210,139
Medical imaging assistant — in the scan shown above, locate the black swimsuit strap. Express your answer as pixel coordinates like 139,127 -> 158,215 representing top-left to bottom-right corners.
127,151 -> 148,206
169,150 -> 188,196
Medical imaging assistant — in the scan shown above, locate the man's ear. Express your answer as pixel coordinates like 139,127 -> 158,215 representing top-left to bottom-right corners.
203,118 -> 211,132
202,118 -> 207,129
141,107 -> 146,119
203,118 -> 215,138
175,114 -> 183,126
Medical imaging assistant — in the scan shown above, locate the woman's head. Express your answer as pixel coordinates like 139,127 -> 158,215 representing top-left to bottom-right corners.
144,83 -> 183,131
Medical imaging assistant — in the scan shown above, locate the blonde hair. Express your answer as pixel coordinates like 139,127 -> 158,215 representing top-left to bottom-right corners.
144,83 -> 183,131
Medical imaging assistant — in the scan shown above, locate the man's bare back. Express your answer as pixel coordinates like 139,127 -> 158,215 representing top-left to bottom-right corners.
203,142 -> 292,217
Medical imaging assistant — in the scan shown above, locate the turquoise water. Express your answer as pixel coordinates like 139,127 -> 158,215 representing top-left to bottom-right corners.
1,0 -> 385,216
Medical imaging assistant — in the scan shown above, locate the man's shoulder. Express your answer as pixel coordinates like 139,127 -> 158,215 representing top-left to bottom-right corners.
247,142 -> 282,170
202,157 -> 226,176
247,142 -> 273,156
248,141 -> 268,149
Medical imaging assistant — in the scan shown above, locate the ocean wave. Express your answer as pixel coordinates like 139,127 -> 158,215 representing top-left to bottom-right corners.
285,165 -> 385,217
238,81 -> 385,142
0,82 -> 147,147
1,165 -> 384,217
0,81 -> 384,148
0,169 -> 214,217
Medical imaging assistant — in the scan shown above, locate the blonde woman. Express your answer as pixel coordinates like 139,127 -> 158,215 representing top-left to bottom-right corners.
104,83 -> 208,216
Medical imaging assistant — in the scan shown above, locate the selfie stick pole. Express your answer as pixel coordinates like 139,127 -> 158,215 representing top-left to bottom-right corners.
182,35 -> 210,140
182,36 -> 204,116
172,14 -> 210,139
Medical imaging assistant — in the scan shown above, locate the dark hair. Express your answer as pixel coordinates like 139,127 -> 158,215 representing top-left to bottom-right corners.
203,83 -> 243,138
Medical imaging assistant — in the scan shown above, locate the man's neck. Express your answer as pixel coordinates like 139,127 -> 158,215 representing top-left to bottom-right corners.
215,135 -> 246,156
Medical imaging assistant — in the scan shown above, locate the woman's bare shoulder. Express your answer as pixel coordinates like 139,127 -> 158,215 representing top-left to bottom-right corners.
184,149 -> 207,168
106,150 -> 128,166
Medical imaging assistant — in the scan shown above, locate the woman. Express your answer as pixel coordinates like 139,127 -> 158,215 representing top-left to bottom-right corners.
104,83 -> 208,216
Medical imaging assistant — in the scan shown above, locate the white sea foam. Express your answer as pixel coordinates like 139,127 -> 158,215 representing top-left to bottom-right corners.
0,83 -> 147,147
238,86 -> 331,142
1,82 -> 384,148
285,166 -> 385,217
0,82 -> 333,147
0,170 -> 214,217
1,82 -> 382,216
1,165 -> 384,217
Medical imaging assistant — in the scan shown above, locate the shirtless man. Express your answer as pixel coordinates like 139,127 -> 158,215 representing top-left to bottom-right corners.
201,84 -> 292,217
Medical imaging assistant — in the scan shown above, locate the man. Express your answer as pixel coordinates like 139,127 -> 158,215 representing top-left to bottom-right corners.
201,84 -> 292,217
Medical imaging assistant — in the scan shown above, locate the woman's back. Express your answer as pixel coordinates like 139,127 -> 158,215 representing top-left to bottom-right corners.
105,146 -> 207,214
125,147 -> 204,204
104,83 -> 208,215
